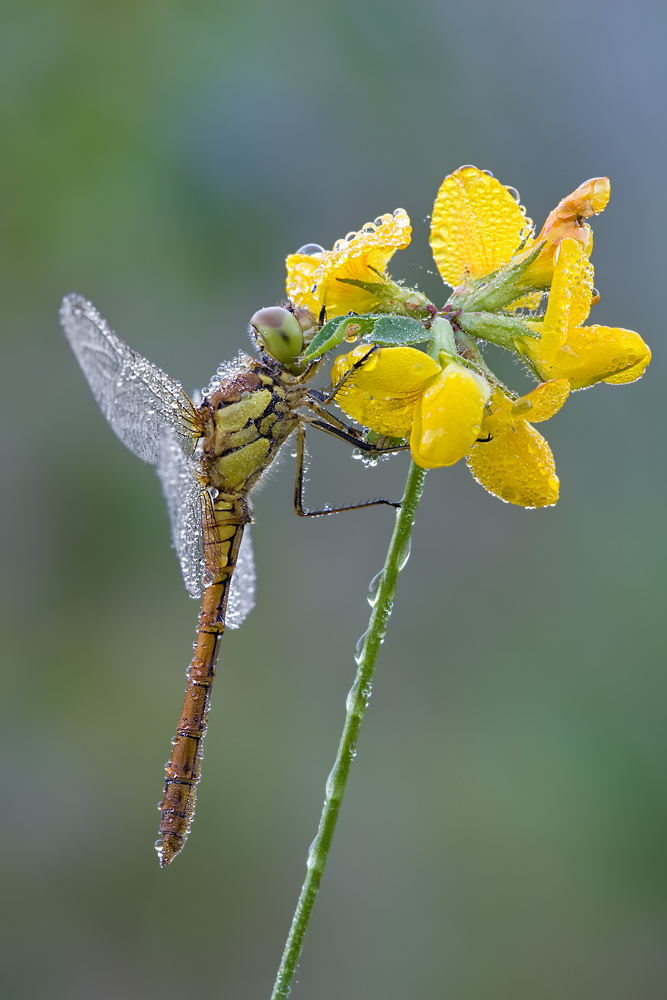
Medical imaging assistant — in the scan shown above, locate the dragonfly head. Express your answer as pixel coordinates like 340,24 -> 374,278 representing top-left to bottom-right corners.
250,306 -> 307,374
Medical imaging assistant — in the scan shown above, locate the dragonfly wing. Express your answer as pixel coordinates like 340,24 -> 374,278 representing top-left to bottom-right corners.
60,293 -> 200,464
227,528 -> 256,629
157,426 -> 221,599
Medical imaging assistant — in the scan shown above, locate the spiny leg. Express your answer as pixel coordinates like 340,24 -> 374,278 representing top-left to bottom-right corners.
313,343 -> 380,405
294,416 -> 403,517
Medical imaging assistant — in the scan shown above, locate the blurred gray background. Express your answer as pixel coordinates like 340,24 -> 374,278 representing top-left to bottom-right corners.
1,1 -> 666,997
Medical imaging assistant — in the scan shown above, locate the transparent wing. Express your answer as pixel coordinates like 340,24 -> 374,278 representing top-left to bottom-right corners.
60,293 -> 201,465
157,426 -> 220,599
227,529 -> 256,630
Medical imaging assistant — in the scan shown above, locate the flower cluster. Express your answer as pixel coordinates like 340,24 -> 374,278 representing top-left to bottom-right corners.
285,167 -> 651,507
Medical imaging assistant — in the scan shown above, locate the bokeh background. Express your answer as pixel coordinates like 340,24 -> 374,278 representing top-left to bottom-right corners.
1,1 -> 666,997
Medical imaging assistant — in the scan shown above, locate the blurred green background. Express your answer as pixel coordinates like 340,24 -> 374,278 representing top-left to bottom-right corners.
1,1 -> 666,997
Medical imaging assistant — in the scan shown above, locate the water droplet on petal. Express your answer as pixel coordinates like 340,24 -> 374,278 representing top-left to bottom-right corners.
296,243 -> 325,256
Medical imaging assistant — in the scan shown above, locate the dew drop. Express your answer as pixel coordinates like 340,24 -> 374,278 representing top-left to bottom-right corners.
368,570 -> 383,606
296,243 -> 325,256
154,839 -> 164,851
291,449 -> 297,458
171,735 -> 179,745
398,537 -> 411,571
354,631 -> 368,664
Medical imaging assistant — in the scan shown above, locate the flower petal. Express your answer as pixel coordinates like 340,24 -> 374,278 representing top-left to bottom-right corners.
330,345 -> 439,438
467,421 -> 559,508
286,252 -> 322,314
538,176 -> 610,243
513,177 -> 609,288
430,166 -> 530,288
313,210 -> 412,317
483,379 -> 570,434
519,238 -> 593,370
521,323 -> 651,389
410,363 -> 490,469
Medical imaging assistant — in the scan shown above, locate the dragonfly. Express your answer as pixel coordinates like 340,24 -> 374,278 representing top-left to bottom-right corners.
60,293 -> 402,866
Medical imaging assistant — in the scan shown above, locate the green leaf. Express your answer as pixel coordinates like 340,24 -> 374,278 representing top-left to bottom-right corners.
300,314 -> 376,362
363,314 -> 428,346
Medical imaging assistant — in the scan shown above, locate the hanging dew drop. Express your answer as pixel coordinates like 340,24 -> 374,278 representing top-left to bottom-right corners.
291,449 -> 297,458
368,570 -> 383,606
354,631 -> 368,664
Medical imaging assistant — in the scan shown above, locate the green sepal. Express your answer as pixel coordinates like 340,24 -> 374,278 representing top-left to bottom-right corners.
457,241 -> 547,313
362,314 -> 428,346
457,310 -> 541,351
426,315 -> 456,360
336,277 -> 395,298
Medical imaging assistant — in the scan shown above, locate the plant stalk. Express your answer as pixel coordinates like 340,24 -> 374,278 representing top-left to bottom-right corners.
270,459 -> 427,999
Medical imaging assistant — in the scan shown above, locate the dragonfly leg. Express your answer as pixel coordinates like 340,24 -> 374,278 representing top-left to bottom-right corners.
302,395 -> 366,437
314,343 -> 381,405
293,417 -> 402,517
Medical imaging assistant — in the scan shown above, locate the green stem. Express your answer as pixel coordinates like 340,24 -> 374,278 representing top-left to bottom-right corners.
270,460 -> 427,999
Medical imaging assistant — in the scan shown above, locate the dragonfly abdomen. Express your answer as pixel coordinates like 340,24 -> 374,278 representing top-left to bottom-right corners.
157,497 -> 249,867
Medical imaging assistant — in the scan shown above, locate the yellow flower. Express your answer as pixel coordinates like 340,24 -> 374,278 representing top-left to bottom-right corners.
516,238 -> 651,389
330,345 -> 491,469
286,210 -> 413,318
468,380 -> 569,508
330,345 -> 569,506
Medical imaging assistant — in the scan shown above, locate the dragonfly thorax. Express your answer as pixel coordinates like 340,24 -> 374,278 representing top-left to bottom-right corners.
200,359 -> 307,495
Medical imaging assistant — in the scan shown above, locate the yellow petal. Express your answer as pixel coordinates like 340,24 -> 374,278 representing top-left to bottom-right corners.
467,421 -> 559,508
603,343 -> 652,384
410,363 -> 490,469
483,379 -> 570,434
538,176 -> 610,243
330,345 -> 439,438
313,210 -> 412,317
286,252 -> 322,314
521,324 -> 651,390
430,166 -> 530,288
519,238 -> 593,368
513,177 -> 609,288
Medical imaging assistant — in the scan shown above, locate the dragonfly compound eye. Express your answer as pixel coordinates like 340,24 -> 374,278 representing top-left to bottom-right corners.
251,307 -> 303,366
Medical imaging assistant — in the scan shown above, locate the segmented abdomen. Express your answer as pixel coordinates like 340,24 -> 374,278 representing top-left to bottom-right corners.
156,497 -> 248,867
